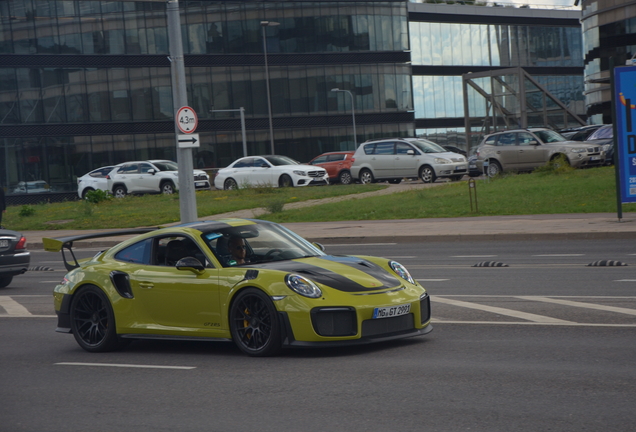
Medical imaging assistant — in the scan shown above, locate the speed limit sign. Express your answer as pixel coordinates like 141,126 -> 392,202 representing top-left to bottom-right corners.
176,106 -> 198,134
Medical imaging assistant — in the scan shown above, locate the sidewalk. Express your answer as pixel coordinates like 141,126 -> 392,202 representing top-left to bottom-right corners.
20,181 -> 636,249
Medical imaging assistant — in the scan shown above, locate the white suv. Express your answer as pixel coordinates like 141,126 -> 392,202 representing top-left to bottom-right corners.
107,160 -> 211,198
350,138 -> 468,184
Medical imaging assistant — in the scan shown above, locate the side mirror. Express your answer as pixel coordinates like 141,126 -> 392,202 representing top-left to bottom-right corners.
147,168 -> 156,175
313,242 -> 325,252
261,163 -> 270,168
176,257 -> 205,274
528,140 -> 539,145
407,149 -> 415,155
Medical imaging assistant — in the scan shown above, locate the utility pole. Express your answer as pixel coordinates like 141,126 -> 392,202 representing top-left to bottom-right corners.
167,0 -> 197,223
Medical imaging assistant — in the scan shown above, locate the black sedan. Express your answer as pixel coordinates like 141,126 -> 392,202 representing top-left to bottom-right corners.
0,229 -> 30,288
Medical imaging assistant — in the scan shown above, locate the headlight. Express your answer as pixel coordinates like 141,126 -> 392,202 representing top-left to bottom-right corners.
389,261 -> 415,285
285,274 -> 322,298
434,158 -> 451,164
293,170 -> 307,176
570,148 -> 586,153
602,144 -> 611,151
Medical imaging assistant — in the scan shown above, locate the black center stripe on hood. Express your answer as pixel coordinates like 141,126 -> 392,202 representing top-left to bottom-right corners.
247,255 -> 400,293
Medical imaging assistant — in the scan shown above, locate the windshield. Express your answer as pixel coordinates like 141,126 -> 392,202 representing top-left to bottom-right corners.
588,126 -> 613,140
151,161 -> 178,171
202,222 -> 324,267
264,156 -> 300,166
408,139 -> 447,154
533,130 -> 567,143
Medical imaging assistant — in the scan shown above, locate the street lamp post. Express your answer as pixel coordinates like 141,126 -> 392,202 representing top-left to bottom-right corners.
331,88 -> 357,148
261,21 -> 279,155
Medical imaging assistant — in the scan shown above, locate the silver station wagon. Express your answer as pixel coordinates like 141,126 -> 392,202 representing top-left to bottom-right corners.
350,138 -> 468,184
475,128 -> 605,177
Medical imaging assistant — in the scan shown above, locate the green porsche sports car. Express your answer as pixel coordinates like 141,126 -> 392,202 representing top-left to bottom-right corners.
44,219 -> 432,356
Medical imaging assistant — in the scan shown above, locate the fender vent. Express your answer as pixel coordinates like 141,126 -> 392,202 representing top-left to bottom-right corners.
110,271 -> 134,299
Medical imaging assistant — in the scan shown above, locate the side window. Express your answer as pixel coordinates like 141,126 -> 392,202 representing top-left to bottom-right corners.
254,158 -> 270,168
517,132 -> 535,146
497,133 -> 516,146
375,142 -> 395,155
484,136 -> 497,146
327,154 -> 345,162
311,156 -> 328,164
114,239 -> 152,264
139,163 -> 153,173
233,158 -> 251,168
363,144 -> 375,155
155,236 -> 210,267
120,164 -> 139,174
396,143 -> 413,155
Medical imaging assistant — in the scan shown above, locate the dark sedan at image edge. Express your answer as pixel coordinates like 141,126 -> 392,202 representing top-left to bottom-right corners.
0,229 -> 30,287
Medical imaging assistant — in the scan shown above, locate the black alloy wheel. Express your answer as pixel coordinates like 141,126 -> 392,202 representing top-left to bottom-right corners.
229,288 -> 282,357
224,178 -> 238,190
279,174 -> 293,188
70,285 -> 121,352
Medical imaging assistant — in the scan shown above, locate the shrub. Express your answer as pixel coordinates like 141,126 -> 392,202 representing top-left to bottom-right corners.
265,199 -> 285,214
18,205 -> 35,217
534,155 -> 575,175
85,189 -> 111,204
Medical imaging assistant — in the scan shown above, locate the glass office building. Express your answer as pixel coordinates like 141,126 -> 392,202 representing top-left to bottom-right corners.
581,0 -> 636,124
0,0 -> 413,194
409,3 -> 584,149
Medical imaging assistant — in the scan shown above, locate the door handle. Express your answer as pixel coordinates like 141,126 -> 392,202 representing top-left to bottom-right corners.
138,282 -> 154,289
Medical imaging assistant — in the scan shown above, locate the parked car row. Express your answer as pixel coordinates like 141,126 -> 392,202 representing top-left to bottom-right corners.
77,160 -> 211,199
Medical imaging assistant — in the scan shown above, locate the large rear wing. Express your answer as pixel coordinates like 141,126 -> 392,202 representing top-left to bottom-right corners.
43,228 -> 158,271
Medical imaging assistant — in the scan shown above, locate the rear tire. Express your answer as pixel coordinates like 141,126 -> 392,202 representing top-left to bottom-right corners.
224,178 -> 238,190
0,275 -> 13,288
81,188 -> 94,200
70,285 -> 122,353
486,160 -> 502,177
113,185 -> 127,198
359,169 -> 375,184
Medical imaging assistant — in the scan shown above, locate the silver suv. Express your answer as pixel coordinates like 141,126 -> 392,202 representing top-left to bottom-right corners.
107,160 -> 211,198
350,138 -> 468,184
475,128 -> 605,177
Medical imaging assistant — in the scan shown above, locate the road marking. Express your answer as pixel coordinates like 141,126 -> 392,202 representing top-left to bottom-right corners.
451,255 -> 497,258
417,279 -> 449,282
517,296 -> 636,316
0,296 -> 31,316
431,296 -> 573,323
55,362 -> 196,370
532,254 -> 584,257
615,279 -> 636,282
40,281 -> 62,283
431,320 -> 636,327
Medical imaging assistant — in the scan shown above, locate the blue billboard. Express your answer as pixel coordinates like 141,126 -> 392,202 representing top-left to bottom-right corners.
614,65 -> 636,203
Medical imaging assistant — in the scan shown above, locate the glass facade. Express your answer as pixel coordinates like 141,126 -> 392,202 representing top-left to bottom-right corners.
409,5 -> 585,150
0,0 -> 414,194
581,0 -> 636,124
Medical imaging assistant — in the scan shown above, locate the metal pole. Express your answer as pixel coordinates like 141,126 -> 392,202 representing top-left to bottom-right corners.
331,88 -> 357,148
167,0 -> 197,223
240,107 -> 247,157
261,21 -> 276,155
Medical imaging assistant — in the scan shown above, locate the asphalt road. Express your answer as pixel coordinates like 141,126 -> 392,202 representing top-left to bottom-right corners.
1,238 -> 635,431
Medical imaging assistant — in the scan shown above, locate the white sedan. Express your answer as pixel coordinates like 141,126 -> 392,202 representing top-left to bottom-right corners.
214,155 -> 329,189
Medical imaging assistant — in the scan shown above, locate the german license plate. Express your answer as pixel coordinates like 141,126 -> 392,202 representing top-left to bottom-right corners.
591,156 -> 601,161
0,240 -> 8,248
455,165 -> 466,171
372,303 -> 411,319
195,181 -> 206,187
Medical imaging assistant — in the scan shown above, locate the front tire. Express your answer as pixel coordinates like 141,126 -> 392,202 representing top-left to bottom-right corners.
229,288 -> 282,357
339,170 -> 352,185
161,181 -> 175,194
0,275 -> 13,288
70,285 -> 121,352
279,174 -> 293,188
359,169 -> 375,184
419,165 -> 436,183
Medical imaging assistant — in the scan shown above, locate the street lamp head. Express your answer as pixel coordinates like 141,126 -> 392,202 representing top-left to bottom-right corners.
261,21 -> 280,27
331,88 -> 340,92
